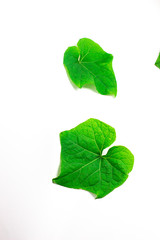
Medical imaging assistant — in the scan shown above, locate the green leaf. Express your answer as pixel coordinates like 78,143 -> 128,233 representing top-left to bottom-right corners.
155,53 -> 160,69
63,38 -> 117,96
52,119 -> 134,199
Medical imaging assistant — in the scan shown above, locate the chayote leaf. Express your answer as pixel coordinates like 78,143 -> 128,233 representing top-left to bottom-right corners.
63,38 -> 117,96
155,53 -> 160,69
52,119 -> 134,199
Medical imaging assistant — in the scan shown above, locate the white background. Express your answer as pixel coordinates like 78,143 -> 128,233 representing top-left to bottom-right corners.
0,0 -> 160,239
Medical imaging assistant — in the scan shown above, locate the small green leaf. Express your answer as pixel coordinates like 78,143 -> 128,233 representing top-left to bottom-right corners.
52,119 -> 134,199
63,38 -> 117,96
155,53 -> 160,69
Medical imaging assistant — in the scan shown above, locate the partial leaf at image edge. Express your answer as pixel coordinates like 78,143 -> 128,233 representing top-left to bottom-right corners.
63,38 -> 117,96
52,118 -> 134,199
155,53 -> 160,69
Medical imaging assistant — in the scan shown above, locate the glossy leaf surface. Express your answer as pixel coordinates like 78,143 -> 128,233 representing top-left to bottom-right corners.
53,119 -> 134,199
63,38 -> 117,96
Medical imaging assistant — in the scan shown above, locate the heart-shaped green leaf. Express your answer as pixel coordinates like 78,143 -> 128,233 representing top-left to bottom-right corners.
63,38 -> 117,96
52,119 -> 134,199
155,52 -> 160,69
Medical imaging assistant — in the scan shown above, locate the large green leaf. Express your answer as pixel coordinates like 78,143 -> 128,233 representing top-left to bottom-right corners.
63,38 -> 117,96
52,119 -> 134,199
155,53 -> 160,69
